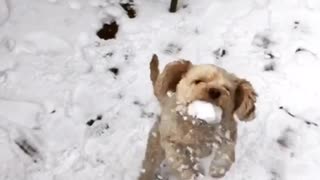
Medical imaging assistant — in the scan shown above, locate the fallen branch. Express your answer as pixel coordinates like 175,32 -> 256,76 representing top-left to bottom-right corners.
279,106 -> 319,127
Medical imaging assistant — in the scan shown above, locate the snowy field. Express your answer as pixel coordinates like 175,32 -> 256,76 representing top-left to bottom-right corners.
1,0 -> 320,179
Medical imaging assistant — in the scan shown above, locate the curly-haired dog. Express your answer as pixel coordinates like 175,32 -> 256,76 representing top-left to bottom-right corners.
138,54 -> 257,180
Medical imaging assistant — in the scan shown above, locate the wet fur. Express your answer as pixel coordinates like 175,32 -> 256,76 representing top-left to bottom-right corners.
139,54 -> 257,180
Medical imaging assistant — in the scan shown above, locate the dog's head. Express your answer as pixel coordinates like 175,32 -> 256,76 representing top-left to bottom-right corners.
152,55 -> 257,121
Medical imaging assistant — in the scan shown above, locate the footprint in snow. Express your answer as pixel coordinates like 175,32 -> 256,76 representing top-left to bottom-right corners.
133,100 -> 156,119
213,48 -> 227,59
277,128 -> 295,149
264,62 -> 275,71
0,37 -> 15,53
164,43 -> 182,55
15,32 -> 72,56
97,21 -> 119,41
252,32 -> 273,49
86,115 -> 110,137
270,170 -> 281,180
86,115 -> 103,126
108,67 -> 119,76
87,122 -> 110,137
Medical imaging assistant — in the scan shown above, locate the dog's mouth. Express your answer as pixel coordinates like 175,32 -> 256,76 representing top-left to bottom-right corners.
187,100 -> 223,124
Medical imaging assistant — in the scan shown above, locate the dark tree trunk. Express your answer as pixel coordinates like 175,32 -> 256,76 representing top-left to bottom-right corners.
169,0 -> 178,13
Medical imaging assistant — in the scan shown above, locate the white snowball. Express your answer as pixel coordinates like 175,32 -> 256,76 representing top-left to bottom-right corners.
187,101 -> 222,124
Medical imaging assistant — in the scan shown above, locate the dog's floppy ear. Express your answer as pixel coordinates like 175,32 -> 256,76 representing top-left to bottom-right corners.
233,79 -> 257,121
150,54 -> 191,101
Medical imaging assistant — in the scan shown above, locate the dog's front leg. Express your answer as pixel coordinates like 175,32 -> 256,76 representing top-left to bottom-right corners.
162,141 -> 200,180
208,142 -> 235,178
139,121 -> 165,180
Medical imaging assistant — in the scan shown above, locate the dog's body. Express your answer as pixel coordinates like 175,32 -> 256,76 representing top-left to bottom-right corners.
139,55 -> 257,180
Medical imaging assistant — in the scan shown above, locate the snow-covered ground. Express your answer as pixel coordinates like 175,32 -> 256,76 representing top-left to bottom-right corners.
1,0 -> 320,179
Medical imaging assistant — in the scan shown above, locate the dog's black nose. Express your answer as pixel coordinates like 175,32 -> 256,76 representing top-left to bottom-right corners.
208,88 -> 221,99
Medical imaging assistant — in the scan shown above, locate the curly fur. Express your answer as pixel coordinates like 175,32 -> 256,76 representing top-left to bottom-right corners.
138,54 -> 257,180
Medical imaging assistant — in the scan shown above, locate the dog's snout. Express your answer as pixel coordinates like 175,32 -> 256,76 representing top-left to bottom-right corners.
208,88 -> 221,99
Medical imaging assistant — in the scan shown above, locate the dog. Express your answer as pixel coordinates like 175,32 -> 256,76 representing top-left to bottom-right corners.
138,54 -> 257,180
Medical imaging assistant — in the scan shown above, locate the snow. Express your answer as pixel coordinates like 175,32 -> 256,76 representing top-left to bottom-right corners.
187,100 -> 222,124
1,0 -> 320,180
0,0 -> 10,26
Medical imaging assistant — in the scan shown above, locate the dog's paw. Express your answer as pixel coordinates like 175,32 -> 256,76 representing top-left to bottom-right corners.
208,153 -> 233,178
209,167 -> 226,178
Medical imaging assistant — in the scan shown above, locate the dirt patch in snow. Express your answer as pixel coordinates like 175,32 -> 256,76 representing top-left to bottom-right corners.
96,21 -> 119,40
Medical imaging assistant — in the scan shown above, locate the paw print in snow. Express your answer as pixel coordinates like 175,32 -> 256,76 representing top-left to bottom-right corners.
277,128 -> 295,148
108,67 -> 119,76
86,115 -> 104,126
103,52 -> 113,58
213,48 -> 227,59
96,21 -> 119,40
264,62 -> 275,71
293,21 -> 300,29
252,32 -> 273,49
164,43 -> 182,55
87,122 -> 110,137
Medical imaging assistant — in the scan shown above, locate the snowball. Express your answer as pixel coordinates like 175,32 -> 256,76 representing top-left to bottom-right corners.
167,91 -> 174,97
187,101 -> 222,124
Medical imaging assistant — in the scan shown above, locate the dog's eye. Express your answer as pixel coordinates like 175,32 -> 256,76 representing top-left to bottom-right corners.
194,80 -> 202,84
